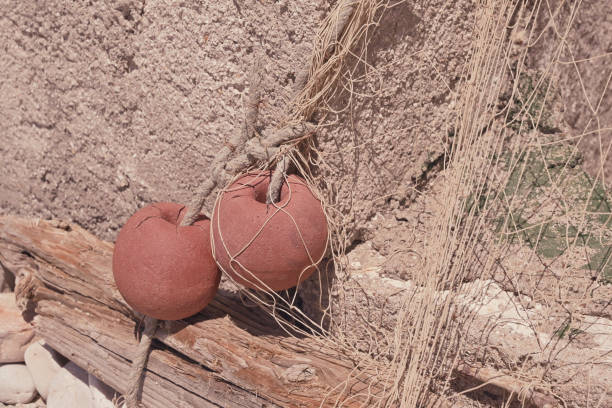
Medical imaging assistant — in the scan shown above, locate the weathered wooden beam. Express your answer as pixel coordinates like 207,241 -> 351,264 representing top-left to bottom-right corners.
0,216 -> 383,407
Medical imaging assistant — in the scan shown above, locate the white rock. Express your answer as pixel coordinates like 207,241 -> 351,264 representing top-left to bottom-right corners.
47,362 -> 94,408
0,293 -> 35,363
0,364 -> 37,404
24,340 -> 66,400
88,373 -> 119,408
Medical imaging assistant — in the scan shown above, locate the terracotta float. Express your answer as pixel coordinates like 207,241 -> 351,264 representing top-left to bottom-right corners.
112,202 -> 220,320
212,171 -> 328,291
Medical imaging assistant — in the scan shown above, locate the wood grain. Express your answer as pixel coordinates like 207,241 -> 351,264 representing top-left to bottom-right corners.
0,216 -> 382,407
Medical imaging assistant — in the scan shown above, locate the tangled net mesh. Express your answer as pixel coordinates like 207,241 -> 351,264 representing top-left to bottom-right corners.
209,166 -> 332,337
209,0 -> 611,406
207,0 -> 396,337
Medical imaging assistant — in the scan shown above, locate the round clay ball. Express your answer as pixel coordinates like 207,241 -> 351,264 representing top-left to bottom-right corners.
112,202 -> 220,320
212,171 -> 328,291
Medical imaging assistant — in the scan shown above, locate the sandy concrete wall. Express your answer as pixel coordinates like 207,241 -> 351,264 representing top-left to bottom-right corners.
1,0 -> 475,241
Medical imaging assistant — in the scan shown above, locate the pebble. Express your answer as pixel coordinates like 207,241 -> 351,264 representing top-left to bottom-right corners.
0,397 -> 45,407
0,293 -> 35,363
47,362 -> 94,408
88,373 -> 119,408
0,364 -> 37,404
24,340 -> 66,400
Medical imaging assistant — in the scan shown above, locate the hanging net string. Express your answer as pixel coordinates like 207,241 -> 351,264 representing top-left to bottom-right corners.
266,0 -> 359,203
214,0 -> 374,337
210,0 -> 397,342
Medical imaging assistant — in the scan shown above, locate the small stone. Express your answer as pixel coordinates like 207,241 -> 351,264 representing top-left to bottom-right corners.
0,293 -> 35,363
47,362 -> 94,408
88,373 -> 119,408
0,364 -> 37,404
24,340 -> 66,400
115,170 -> 130,191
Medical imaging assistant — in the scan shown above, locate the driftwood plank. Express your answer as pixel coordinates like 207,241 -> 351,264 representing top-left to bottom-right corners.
0,216 -> 381,407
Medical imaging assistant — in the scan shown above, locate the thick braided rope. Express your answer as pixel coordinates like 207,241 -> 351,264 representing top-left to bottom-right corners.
124,316 -> 158,408
118,56 -> 265,408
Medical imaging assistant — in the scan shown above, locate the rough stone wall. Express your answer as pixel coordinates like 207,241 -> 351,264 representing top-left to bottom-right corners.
313,0 -> 475,240
0,0 -> 475,242
528,1 -> 612,182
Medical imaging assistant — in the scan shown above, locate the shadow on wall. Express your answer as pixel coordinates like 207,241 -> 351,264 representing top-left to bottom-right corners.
528,0 -> 612,184
368,3 -> 421,63
308,0 -> 457,239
